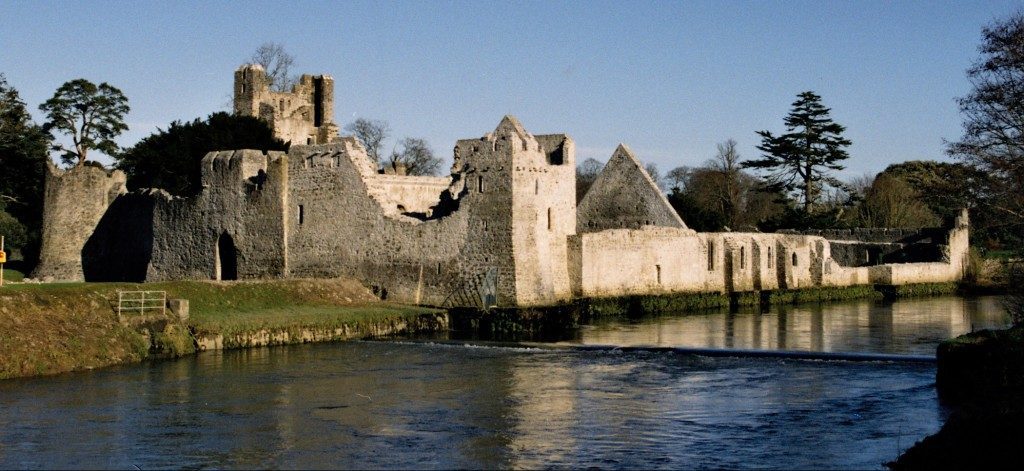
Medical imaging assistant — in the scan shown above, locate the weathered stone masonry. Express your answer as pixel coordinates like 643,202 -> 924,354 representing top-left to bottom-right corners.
32,67 -> 969,306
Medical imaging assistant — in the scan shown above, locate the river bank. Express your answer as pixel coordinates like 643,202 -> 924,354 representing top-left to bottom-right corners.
0,278 -> 989,381
0,279 -> 444,380
890,324 -> 1024,469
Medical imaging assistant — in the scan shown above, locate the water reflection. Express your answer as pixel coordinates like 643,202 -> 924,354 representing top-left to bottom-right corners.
0,341 -> 943,470
571,296 -> 1008,355
0,296 -> 1008,469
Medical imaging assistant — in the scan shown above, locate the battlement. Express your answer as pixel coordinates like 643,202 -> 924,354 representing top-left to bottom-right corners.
199,149 -> 287,192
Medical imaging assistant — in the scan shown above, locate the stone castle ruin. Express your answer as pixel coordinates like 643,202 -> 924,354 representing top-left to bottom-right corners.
31,66 -> 971,307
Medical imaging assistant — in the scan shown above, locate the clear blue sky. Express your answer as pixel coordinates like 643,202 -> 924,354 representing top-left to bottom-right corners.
1,0 -> 1020,179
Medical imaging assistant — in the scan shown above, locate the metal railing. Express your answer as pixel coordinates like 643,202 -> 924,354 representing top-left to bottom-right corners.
117,290 -> 167,322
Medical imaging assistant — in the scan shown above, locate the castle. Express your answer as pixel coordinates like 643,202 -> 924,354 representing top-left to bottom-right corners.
31,65 -> 970,307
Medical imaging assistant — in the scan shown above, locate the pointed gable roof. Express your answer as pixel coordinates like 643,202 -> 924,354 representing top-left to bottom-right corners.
576,144 -> 687,233
493,115 -> 530,141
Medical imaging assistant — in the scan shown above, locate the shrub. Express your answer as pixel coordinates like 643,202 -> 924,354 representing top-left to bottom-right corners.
1005,261 -> 1024,327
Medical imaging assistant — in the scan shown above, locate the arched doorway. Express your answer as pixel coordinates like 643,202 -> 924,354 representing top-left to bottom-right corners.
216,232 -> 237,281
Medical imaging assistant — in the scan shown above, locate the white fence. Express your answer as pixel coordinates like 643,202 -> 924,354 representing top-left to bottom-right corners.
117,290 -> 167,322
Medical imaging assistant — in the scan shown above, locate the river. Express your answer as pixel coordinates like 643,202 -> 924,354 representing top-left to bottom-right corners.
0,295 -> 1008,469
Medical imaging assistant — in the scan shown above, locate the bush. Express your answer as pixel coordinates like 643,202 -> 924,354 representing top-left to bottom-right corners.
1005,261 -> 1024,327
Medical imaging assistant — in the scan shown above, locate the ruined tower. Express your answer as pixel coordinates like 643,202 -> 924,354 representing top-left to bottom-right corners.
233,64 -> 340,145
451,116 -> 577,305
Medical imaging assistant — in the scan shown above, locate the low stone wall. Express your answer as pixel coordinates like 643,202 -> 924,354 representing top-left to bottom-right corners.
194,312 -> 449,350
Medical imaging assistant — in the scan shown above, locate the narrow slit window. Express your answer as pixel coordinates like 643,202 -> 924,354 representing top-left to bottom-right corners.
740,246 -> 746,269
547,208 -> 552,230
792,253 -> 798,266
298,205 -> 304,225
768,247 -> 773,269
656,264 -> 662,284
708,242 -> 715,271
437,262 -> 441,275
535,179 -> 539,195
478,175 -> 484,193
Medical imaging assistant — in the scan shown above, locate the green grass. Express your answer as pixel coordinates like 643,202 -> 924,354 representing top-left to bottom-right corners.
2,279 -> 443,337
1,267 -> 24,283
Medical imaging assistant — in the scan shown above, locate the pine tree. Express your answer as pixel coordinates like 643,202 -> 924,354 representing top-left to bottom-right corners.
745,91 -> 852,215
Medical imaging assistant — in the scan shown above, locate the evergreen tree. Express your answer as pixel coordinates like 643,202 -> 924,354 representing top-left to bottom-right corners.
39,79 -> 129,167
116,112 -> 287,196
745,91 -> 852,216
0,74 -> 50,262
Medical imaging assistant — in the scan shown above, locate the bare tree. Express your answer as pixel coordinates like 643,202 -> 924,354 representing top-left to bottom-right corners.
576,157 -> 603,203
345,118 -> 390,164
949,11 -> 1024,243
664,166 -> 691,192
848,173 -> 875,200
386,137 -> 442,176
708,139 -> 744,227
251,43 -> 296,92
644,161 -> 665,191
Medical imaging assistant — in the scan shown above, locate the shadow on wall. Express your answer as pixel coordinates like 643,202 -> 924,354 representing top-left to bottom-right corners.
81,194 -> 154,282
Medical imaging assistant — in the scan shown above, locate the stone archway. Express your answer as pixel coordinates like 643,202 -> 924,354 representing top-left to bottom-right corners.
215,232 -> 237,281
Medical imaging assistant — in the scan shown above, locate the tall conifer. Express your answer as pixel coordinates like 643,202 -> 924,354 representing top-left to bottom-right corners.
746,91 -> 852,215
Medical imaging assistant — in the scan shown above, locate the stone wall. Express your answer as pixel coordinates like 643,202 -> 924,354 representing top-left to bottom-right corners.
370,174 -> 451,216
285,116 -> 575,306
32,163 -> 127,281
82,191 -> 157,281
576,144 -> 686,233
146,149 -> 289,281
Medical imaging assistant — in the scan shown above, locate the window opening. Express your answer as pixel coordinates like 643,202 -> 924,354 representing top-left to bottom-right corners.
708,242 -> 715,271
298,205 -> 305,225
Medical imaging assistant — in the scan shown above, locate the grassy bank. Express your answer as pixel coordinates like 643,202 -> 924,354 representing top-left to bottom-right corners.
0,279 -> 443,380
891,325 -> 1024,469
2,266 -> 25,283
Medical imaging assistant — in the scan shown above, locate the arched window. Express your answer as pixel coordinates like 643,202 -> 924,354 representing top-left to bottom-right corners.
792,253 -> 798,266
